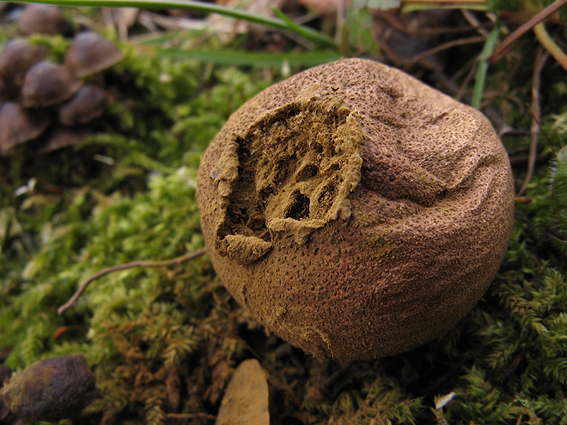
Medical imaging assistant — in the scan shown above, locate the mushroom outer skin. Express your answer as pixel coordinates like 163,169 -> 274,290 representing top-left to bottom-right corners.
197,58 -> 515,361
0,354 -> 97,422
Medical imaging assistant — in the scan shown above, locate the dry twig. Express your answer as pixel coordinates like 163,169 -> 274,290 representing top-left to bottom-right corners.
490,0 -> 567,63
533,21 -> 567,71
518,46 -> 549,195
403,35 -> 486,69
166,412 -> 216,420
57,249 -> 207,315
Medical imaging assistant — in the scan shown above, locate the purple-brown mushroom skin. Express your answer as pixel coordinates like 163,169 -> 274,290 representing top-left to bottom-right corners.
0,354 -> 96,422
197,58 -> 515,361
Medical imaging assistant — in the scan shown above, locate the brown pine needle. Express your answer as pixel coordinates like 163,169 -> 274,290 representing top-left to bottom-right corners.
404,35 -> 486,69
57,248 -> 208,315
518,46 -> 548,195
166,413 -> 216,420
533,21 -> 567,71
490,0 -> 567,63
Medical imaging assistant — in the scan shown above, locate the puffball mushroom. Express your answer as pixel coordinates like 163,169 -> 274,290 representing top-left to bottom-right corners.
197,58 -> 515,360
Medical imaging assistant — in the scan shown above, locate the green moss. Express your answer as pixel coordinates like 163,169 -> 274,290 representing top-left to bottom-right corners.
437,155 -> 567,425
0,28 -> 286,424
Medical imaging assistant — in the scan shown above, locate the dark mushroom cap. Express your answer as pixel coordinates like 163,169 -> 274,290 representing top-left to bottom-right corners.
64,31 -> 123,77
39,125 -> 92,153
18,4 -> 67,36
197,58 -> 515,360
0,39 -> 49,87
0,354 -> 97,422
0,102 -> 50,153
22,60 -> 81,108
58,85 -> 112,126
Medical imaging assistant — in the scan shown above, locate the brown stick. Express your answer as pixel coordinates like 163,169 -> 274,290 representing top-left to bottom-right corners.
490,0 -> 567,63
165,413 -> 216,420
533,21 -> 567,71
518,46 -> 548,195
57,249 -> 208,315
403,35 -> 486,69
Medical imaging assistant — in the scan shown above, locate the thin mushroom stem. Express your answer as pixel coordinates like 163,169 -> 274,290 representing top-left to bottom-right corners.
57,248 -> 207,315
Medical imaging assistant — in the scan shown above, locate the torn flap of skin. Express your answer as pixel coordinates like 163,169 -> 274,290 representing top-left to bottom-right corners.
213,87 -> 367,264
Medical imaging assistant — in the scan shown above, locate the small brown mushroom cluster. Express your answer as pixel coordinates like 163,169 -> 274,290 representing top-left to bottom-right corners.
0,5 -> 123,155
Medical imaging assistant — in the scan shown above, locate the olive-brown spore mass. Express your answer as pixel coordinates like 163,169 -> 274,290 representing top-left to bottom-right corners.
197,58 -> 514,360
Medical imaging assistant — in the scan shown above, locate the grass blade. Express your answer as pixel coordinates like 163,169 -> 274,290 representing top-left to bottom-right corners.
471,26 -> 499,109
17,0 -> 337,48
152,48 -> 342,67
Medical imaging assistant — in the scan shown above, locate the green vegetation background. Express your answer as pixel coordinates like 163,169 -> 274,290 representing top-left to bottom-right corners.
1,6 -> 567,425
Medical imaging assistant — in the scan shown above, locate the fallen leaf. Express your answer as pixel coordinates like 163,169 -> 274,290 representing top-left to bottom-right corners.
215,359 -> 269,425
